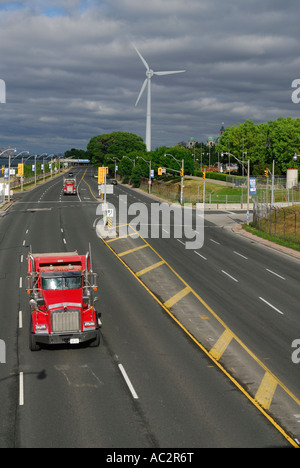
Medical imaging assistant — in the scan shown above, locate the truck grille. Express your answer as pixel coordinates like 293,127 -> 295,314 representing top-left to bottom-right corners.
51,309 -> 81,334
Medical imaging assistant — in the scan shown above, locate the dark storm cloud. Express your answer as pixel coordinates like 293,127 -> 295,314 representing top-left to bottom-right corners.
0,0 -> 299,153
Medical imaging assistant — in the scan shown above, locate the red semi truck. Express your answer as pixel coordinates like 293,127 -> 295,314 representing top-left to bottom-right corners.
63,177 -> 77,195
27,250 -> 101,351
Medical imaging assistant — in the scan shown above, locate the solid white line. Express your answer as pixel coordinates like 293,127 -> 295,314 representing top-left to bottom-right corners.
19,372 -> 24,406
233,251 -> 248,260
221,270 -> 239,282
266,269 -> 286,280
118,364 -> 139,400
194,251 -> 207,260
259,297 -> 284,315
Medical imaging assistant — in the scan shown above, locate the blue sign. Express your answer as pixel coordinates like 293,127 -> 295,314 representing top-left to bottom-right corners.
249,178 -> 256,195
151,169 -> 154,178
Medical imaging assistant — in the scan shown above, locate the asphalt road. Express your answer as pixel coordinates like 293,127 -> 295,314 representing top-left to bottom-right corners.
0,167 -> 296,448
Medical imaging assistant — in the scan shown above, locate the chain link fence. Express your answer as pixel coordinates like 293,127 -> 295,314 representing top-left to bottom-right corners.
253,201 -> 300,243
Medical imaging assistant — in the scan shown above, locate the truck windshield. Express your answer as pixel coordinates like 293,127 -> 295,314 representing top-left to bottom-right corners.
42,274 -> 82,290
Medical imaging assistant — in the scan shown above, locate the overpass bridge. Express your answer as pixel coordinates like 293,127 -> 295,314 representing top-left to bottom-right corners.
61,159 -> 90,165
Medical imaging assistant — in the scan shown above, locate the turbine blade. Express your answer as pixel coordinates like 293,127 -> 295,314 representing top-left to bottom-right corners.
135,78 -> 148,107
133,45 -> 150,71
154,70 -> 186,76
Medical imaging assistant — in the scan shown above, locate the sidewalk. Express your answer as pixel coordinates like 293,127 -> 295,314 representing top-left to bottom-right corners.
0,201 -> 14,216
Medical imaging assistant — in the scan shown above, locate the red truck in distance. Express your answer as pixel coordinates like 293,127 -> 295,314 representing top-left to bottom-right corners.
63,176 -> 77,195
27,250 -> 101,351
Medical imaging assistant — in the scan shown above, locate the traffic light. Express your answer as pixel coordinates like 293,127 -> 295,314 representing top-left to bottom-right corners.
202,171 -> 206,180
158,167 -> 162,176
1,166 -> 4,175
180,168 -> 184,177
264,169 -> 268,177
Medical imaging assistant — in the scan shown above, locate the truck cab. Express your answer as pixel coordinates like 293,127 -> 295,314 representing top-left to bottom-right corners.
27,251 -> 101,350
63,177 -> 77,195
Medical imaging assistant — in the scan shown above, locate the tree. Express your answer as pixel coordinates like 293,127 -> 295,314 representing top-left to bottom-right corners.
216,118 -> 300,174
87,132 -> 146,165
64,148 -> 88,159
131,165 -> 144,187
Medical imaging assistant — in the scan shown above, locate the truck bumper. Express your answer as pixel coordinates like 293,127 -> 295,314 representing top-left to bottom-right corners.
32,329 -> 99,346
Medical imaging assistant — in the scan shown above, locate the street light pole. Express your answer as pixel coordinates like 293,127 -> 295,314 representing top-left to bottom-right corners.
137,156 -> 151,194
222,151 -> 251,224
5,148 -> 17,203
22,153 -> 33,191
164,153 -> 184,204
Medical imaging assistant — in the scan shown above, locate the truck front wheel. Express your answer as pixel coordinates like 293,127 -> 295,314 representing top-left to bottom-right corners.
30,318 -> 41,351
89,329 -> 100,347
30,334 -> 41,351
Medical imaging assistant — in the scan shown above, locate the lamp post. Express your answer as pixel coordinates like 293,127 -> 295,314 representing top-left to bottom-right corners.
221,151 -> 251,223
164,153 -> 184,204
21,153 -> 34,191
13,150 -> 30,192
0,148 -> 17,202
137,156 -> 151,194
122,155 -> 136,167
34,153 -> 47,186
107,157 -> 120,180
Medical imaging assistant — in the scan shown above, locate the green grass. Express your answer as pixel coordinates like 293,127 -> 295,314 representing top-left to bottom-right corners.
243,223 -> 300,251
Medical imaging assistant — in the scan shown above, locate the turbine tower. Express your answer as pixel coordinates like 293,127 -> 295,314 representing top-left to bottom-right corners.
134,45 -> 185,152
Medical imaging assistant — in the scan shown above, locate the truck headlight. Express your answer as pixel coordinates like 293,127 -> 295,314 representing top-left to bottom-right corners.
35,324 -> 48,334
83,321 -> 96,330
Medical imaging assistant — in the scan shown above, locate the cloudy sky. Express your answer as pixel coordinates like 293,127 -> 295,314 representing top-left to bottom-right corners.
0,0 -> 299,155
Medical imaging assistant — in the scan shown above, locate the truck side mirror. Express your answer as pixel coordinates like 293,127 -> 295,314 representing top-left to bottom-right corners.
29,299 -> 38,310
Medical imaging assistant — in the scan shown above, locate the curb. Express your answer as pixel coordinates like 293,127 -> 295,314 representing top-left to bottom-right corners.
233,224 -> 300,260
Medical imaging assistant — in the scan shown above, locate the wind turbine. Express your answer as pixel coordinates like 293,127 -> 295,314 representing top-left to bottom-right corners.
134,45 -> 185,152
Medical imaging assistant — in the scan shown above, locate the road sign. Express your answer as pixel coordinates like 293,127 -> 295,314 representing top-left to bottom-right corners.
249,178 -> 257,195
98,184 -> 114,194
